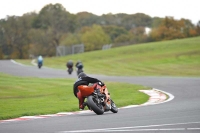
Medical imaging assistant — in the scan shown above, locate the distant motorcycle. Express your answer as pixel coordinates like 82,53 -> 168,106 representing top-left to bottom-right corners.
38,62 -> 42,69
66,61 -> 74,75
67,66 -> 73,74
78,83 -> 118,115
37,56 -> 43,69
76,63 -> 84,75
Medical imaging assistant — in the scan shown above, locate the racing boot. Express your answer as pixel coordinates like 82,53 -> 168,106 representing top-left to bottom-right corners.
77,91 -> 85,110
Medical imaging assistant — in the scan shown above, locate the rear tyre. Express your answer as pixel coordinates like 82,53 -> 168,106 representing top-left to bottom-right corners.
87,96 -> 104,115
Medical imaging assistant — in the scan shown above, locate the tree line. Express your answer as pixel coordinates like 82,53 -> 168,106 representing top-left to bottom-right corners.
0,3 -> 200,59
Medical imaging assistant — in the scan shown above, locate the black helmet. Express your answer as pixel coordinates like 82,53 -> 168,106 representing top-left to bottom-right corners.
78,72 -> 87,78
77,60 -> 81,63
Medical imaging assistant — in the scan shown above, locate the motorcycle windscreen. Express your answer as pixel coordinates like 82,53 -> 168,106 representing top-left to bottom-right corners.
78,85 -> 94,97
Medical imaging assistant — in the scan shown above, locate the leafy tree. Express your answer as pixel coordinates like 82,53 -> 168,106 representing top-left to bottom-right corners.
130,27 -> 145,36
129,26 -> 149,44
179,18 -> 195,37
121,13 -> 152,30
149,17 -> 197,41
0,19 -> 9,59
0,48 -> 3,59
32,3 -> 77,48
0,14 -> 34,59
60,33 -> 81,46
0,24 -> 3,58
76,12 -> 102,27
1,2 -> 199,59
81,25 -> 111,51
114,34 -> 130,44
151,17 -> 163,28
102,25 -> 128,42
28,28 -> 55,56
101,13 -> 124,26
196,20 -> 200,35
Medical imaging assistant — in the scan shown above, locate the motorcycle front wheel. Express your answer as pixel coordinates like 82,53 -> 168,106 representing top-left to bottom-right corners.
87,95 -> 104,115
68,68 -> 73,74
38,64 -> 42,69
110,99 -> 118,113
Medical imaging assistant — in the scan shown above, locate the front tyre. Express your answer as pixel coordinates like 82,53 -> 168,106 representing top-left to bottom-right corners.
68,68 -> 73,74
87,96 -> 104,115
38,64 -> 42,69
110,99 -> 118,113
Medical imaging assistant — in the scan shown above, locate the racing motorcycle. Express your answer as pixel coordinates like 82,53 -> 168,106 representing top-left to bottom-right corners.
38,62 -> 42,69
67,66 -> 73,74
78,83 -> 118,115
66,61 -> 73,74
76,62 -> 84,76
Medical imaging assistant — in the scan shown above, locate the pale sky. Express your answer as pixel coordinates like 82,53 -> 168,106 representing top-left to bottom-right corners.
0,0 -> 199,24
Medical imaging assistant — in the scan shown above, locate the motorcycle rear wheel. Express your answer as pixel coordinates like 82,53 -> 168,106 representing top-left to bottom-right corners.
87,95 -> 104,115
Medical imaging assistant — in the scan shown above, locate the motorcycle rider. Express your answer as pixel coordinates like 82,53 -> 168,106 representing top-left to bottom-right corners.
66,60 -> 73,67
66,60 -> 73,73
73,72 -> 110,110
75,60 -> 84,75
76,60 -> 83,69
75,60 -> 82,67
37,55 -> 43,66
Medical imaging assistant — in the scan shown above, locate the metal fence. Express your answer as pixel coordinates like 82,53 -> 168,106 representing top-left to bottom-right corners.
56,43 -> 112,56
56,44 -> 84,56
102,44 -> 112,50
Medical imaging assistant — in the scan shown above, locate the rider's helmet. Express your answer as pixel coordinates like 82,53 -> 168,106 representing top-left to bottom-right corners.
76,60 -> 82,67
78,72 -> 87,78
67,60 -> 73,67
76,60 -> 81,65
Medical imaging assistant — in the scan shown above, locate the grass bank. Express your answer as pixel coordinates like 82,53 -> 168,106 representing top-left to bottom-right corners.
0,73 -> 150,120
17,36 -> 200,77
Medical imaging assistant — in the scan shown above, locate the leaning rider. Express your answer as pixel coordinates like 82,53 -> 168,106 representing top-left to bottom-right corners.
73,72 -> 110,110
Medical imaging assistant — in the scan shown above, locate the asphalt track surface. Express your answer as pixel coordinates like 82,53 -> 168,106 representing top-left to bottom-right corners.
0,60 -> 200,133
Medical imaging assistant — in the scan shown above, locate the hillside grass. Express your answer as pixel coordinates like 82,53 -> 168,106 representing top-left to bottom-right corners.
0,73 -> 150,120
17,36 -> 200,77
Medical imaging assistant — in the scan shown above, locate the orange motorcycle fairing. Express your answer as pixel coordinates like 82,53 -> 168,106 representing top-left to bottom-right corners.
78,85 -> 95,97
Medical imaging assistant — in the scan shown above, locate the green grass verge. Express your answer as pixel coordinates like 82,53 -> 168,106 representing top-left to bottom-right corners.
0,73 -> 150,120
16,36 -> 200,77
